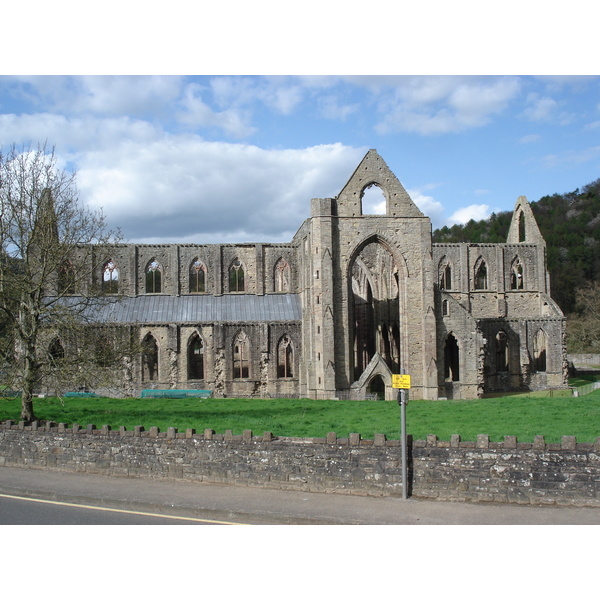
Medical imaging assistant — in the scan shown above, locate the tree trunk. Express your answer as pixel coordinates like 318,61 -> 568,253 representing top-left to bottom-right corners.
20,393 -> 36,422
20,337 -> 38,422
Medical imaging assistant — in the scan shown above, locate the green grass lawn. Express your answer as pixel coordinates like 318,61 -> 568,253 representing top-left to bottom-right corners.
1,388 -> 599,443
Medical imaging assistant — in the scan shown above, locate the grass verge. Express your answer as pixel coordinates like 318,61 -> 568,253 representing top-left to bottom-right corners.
1,389 -> 600,443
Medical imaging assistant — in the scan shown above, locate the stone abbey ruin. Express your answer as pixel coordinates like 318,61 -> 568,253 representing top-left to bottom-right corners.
54,150 -> 568,400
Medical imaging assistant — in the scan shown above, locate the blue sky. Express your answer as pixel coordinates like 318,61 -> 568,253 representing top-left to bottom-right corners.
2,6 -> 599,246
2,75 -> 598,245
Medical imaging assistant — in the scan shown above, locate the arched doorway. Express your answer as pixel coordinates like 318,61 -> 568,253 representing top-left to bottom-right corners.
369,375 -> 386,400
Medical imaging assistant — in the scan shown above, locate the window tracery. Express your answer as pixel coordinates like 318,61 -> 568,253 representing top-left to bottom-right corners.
233,331 -> 250,378
277,334 -> 294,378
510,258 -> 524,290
189,259 -> 207,293
102,260 -> 119,294
474,258 -> 488,290
146,259 -> 162,294
440,262 -> 452,290
229,259 -> 245,292
274,258 -> 290,292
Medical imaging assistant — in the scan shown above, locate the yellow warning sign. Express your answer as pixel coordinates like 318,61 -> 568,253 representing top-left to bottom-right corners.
392,374 -> 411,389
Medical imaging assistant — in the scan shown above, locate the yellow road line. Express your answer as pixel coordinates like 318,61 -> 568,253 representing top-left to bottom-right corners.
0,492 -> 245,525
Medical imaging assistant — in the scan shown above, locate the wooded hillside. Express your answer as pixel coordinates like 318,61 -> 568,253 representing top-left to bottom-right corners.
433,178 -> 600,316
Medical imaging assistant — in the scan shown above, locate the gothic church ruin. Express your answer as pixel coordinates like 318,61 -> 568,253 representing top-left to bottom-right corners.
74,150 -> 568,400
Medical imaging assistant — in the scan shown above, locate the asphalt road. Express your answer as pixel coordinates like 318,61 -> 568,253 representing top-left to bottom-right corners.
0,494 -> 226,525
2,466 -> 600,525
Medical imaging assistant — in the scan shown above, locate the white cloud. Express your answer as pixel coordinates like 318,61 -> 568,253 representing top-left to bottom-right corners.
446,204 -> 491,226
77,140 -> 366,243
522,92 -> 575,125
540,146 -> 600,169
318,95 -> 359,120
522,94 -> 558,121
519,134 -> 541,144
8,75 -> 183,117
407,188 -> 445,228
374,76 -> 521,135
177,83 -> 256,138
209,76 -> 304,115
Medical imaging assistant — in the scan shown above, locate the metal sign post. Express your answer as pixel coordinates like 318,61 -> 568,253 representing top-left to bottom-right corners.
392,372 -> 411,500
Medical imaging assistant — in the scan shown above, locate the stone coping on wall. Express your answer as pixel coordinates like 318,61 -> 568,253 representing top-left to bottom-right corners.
2,420 -> 599,452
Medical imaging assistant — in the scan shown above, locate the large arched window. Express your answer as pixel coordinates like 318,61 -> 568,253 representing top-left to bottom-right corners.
229,259 -> 245,292
533,330 -> 547,372
474,257 -> 488,290
188,333 -> 204,379
145,259 -> 162,294
189,259 -> 207,293
142,333 -> 159,381
350,239 -> 399,380
277,334 -> 294,378
274,258 -> 290,292
102,260 -> 119,294
233,331 -> 250,378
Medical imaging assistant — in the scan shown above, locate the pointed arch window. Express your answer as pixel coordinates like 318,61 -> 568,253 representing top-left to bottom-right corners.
102,260 -> 119,294
274,258 -> 290,292
229,259 -> 245,292
496,330 -> 509,372
146,260 -> 162,294
474,258 -> 488,290
48,337 -> 65,365
533,330 -> 547,372
95,334 -> 114,368
361,183 -> 387,215
58,260 -> 76,294
510,259 -> 524,290
188,333 -> 204,379
233,331 -> 250,378
189,259 -> 207,293
444,333 -> 460,382
142,333 -> 159,381
439,261 -> 452,290
277,334 -> 294,378
518,210 -> 526,242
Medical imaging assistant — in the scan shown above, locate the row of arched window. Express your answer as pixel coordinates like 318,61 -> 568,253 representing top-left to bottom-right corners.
141,331 -> 295,382
99,257 -> 292,295
438,257 -> 525,292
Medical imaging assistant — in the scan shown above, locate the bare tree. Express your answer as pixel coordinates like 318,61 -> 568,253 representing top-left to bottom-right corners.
566,281 -> 600,354
0,143 -> 127,421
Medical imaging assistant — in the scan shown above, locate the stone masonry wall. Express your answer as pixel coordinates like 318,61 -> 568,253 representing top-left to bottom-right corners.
1,422 -> 598,506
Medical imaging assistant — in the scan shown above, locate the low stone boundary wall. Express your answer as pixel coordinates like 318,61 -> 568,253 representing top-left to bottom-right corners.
569,353 -> 600,367
1,421 -> 598,506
